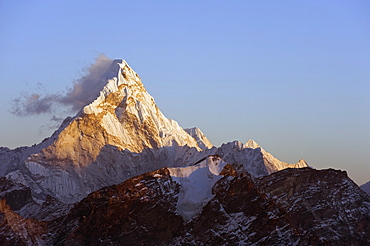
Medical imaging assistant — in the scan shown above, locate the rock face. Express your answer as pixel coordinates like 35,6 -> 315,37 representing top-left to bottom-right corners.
257,168 -> 370,245
1,164 -> 367,245
361,181 -> 370,196
180,167 -> 370,245
49,167 -> 182,246
0,177 -> 47,245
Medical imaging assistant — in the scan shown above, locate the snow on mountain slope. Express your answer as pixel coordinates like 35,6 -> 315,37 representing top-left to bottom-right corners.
216,140 -> 308,177
0,117 -> 73,177
28,59 -> 201,168
6,164 -> 365,245
244,139 -> 308,173
169,155 -> 227,221
184,127 -> 213,150
5,139 -> 211,205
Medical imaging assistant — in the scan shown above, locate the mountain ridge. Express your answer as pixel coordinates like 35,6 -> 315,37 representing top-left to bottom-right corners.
0,57 -> 369,245
2,59 -> 307,205
1,164 -> 368,245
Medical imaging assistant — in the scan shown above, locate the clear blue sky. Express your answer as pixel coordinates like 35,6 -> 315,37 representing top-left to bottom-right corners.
0,0 -> 369,185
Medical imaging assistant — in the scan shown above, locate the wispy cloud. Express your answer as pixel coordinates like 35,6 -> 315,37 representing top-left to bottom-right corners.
59,54 -> 113,111
10,93 -> 57,116
10,54 -> 113,117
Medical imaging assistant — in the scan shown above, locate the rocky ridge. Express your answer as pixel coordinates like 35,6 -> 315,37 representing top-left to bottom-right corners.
1,161 -> 368,245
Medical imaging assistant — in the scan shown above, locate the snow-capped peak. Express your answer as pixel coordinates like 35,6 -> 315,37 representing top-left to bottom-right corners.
244,139 -> 260,149
79,59 -> 202,152
1,57 -> 309,209
82,59 -> 142,115
184,127 -> 214,150
28,59 -> 205,167
4,59 -> 213,204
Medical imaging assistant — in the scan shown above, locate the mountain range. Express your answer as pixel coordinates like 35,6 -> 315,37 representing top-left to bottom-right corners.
0,59 -> 369,245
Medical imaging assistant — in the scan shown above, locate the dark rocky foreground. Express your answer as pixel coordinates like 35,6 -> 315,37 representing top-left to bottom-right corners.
0,166 -> 369,245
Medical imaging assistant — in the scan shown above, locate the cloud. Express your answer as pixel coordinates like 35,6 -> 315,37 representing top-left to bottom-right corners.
10,93 -> 59,116
10,54 -> 113,117
59,54 -> 113,111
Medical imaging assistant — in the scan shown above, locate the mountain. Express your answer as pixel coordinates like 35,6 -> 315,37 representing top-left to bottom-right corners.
26,59 -> 205,166
1,59 -> 306,208
361,181 -> 370,196
215,140 -> 307,177
4,58 -> 367,244
3,59 -> 211,205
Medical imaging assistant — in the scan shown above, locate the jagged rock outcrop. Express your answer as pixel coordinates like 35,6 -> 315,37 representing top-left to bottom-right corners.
52,166 -> 370,245
0,177 -> 70,222
0,177 -> 47,245
257,168 -> 370,245
0,199 -> 46,246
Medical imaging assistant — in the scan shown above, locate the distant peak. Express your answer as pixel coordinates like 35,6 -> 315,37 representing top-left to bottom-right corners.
295,159 -> 309,168
184,127 -> 213,150
245,139 -> 260,149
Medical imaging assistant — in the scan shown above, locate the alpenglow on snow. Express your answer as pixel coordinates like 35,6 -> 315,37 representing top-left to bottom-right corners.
2,59 -> 307,207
